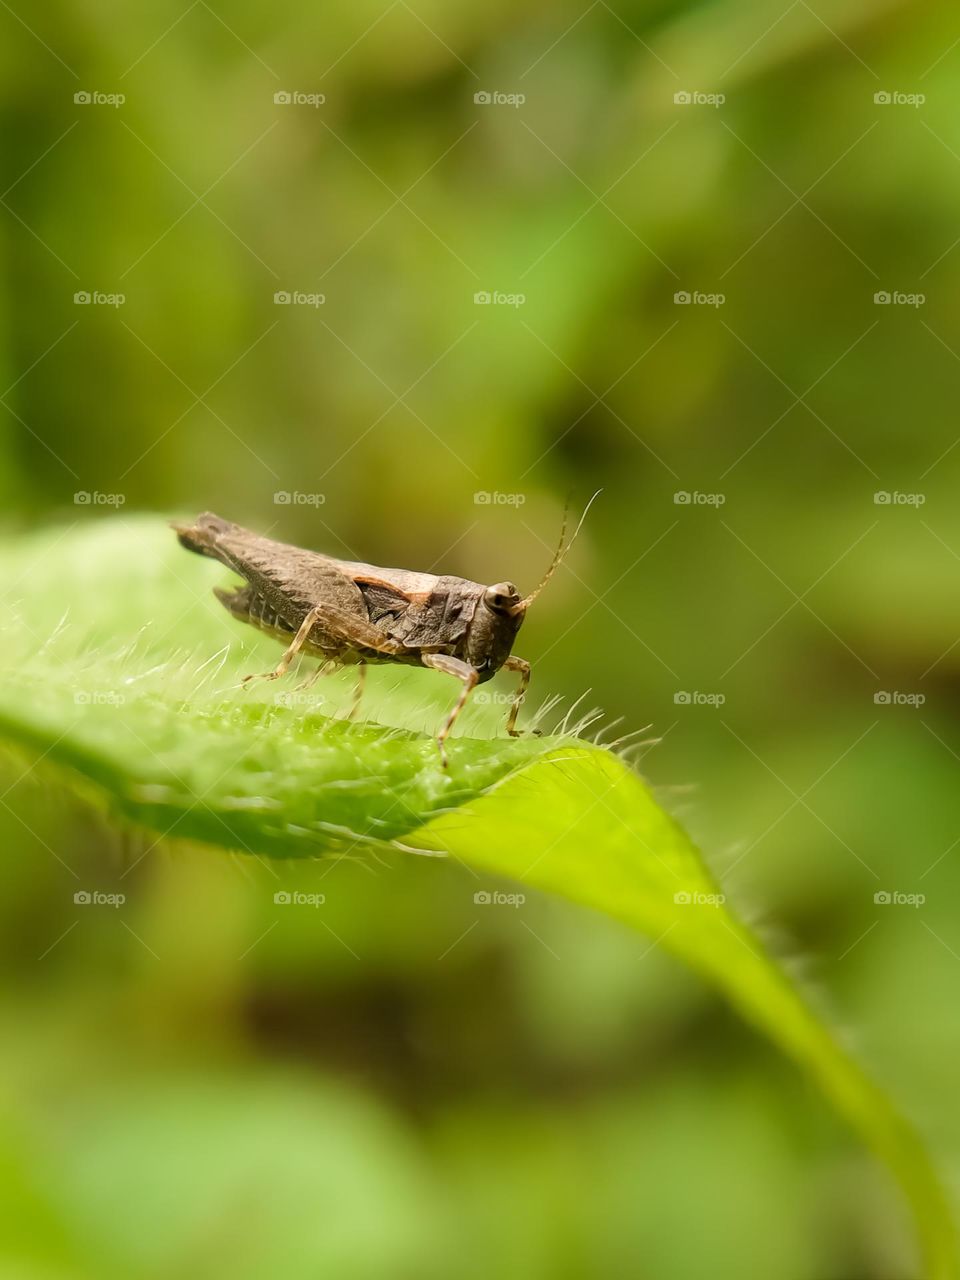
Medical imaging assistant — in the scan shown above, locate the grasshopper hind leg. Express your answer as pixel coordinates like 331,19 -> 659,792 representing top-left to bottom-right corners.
240,604 -> 326,686
242,601 -> 402,690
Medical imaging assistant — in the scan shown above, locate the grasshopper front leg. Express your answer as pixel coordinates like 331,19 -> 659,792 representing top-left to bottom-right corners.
502,656 -> 531,736
421,653 -> 479,768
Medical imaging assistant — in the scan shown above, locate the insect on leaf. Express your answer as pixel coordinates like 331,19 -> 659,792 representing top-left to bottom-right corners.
0,517 -> 954,1279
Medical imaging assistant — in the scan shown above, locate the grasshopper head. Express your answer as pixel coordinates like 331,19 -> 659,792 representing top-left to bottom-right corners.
483,581 -> 524,618
469,581 -> 526,678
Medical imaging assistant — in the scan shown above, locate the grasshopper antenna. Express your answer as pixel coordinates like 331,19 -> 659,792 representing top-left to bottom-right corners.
517,489 -> 602,610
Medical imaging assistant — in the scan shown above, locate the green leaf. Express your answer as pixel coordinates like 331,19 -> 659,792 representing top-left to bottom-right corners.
0,517 -> 955,1277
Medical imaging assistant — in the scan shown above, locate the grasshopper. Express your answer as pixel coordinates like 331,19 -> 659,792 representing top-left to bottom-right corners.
172,496 -> 597,766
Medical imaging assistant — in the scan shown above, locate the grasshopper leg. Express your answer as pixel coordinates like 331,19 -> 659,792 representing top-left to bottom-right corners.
242,603 -> 404,688
502,655 -> 531,737
296,658 -> 337,691
299,654 -> 365,719
241,605 -> 327,686
421,653 -> 479,768
306,603 -> 406,657
345,661 -> 366,721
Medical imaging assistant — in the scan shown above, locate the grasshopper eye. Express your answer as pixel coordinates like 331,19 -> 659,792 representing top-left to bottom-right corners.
484,582 -> 520,614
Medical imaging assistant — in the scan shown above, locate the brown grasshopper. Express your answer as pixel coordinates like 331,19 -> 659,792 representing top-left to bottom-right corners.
172,497 -> 597,766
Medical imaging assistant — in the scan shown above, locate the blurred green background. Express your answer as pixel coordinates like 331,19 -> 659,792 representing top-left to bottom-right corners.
1,0 -> 959,1275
